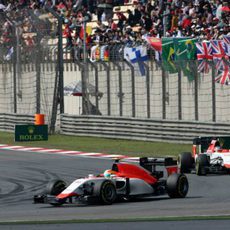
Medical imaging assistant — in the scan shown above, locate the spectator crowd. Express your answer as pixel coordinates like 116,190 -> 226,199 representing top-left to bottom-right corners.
0,0 -> 229,59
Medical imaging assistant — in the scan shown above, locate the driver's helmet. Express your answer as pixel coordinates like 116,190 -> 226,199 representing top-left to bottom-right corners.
214,145 -> 221,151
214,141 -> 222,151
103,169 -> 117,178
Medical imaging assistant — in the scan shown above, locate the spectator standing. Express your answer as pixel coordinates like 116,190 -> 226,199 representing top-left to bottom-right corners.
140,14 -> 153,32
116,10 -> 127,30
126,9 -> 135,27
63,19 -> 73,49
97,0 -> 114,22
133,2 -> 142,25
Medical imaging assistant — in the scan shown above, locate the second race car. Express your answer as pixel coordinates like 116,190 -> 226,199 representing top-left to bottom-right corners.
178,136 -> 230,175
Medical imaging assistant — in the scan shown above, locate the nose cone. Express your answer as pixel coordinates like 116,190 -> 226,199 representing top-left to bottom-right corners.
57,192 -> 78,199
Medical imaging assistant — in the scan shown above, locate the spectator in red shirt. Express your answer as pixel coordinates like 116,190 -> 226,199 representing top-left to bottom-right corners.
116,11 -> 127,30
181,13 -> 192,30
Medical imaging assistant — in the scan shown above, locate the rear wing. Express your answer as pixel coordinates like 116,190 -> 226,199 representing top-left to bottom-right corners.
139,157 -> 177,167
139,157 -> 178,176
193,136 -> 230,154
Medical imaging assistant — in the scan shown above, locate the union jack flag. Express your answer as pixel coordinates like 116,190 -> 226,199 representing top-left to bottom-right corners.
215,59 -> 225,71
195,41 -> 213,60
211,40 -> 228,60
223,35 -> 230,57
215,60 -> 230,85
197,60 -> 210,73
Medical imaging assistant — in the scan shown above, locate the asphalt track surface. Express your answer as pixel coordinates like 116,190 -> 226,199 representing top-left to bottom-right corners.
1,149 -> 230,229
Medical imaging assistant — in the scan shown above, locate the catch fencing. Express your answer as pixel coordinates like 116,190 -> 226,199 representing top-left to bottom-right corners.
0,8 -> 62,133
70,57 -> 230,123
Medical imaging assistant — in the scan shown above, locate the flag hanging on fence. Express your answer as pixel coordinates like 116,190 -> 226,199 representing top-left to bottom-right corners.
215,60 -> 230,85
162,37 -> 175,61
175,38 -> 198,60
161,37 -> 177,73
197,60 -> 210,74
124,45 -> 148,76
211,40 -> 228,60
180,60 -> 196,82
223,35 -> 230,57
143,36 -> 162,62
144,36 -> 162,52
195,41 -> 213,60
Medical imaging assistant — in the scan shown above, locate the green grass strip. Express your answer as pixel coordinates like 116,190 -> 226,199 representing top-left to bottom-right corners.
0,132 -> 191,157
1,215 -> 230,225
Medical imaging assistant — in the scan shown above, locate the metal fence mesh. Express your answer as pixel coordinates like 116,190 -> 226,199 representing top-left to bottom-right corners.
0,9 -> 59,129
76,58 -> 230,123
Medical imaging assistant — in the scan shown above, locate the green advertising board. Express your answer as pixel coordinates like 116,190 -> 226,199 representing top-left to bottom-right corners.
15,124 -> 48,142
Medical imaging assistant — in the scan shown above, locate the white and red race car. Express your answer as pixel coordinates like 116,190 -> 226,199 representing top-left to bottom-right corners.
34,157 -> 189,206
178,136 -> 230,175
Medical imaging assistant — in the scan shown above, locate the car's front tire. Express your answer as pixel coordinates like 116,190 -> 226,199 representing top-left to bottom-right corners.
93,180 -> 117,205
46,179 -> 67,195
46,179 -> 67,206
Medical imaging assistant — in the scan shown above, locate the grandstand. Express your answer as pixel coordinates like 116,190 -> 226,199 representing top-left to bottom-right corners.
87,1 -> 136,30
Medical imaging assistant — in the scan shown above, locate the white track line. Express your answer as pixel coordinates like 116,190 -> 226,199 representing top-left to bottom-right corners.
0,144 -> 139,161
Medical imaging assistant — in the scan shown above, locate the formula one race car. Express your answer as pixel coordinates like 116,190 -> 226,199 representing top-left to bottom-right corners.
34,157 -> 189,206
178,136 -> 230,176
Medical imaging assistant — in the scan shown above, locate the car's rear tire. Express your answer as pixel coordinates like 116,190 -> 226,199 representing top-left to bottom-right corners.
166,173 -> 189,198
195,154 -> 209,176
94,180 -> 117,205
177,152 -> 194,173
46,179 -> 67,206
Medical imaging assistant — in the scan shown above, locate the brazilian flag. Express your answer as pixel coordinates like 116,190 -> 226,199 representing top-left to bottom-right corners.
162,37 -> 177,73
174,38 -> 198,61
180,60 -> 196,82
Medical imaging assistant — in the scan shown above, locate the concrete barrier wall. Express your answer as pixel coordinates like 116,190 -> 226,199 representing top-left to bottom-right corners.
60,114 -> 230,144
1,113 -> 230,144
0,113 -> 34,132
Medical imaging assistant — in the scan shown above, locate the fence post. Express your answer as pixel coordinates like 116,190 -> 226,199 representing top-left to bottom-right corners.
178,67 -> 182,120
125,61 -> 135,117
88,62 -> 100,113
45,6 -> 64,113
15,25 -> 22,100
211,62 -> 216,122
143,62 -> 150,118
162,69 -> 166,119
44,6 -> 64,133
35,39 -> 41,114
101,62 -> 111,116
194,61 -> 199,121
13,43 -> 17,113
82,21 -> 89,115
12,27 -> 17,113
81,62 -> 90,115
113,62 -> 123,116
